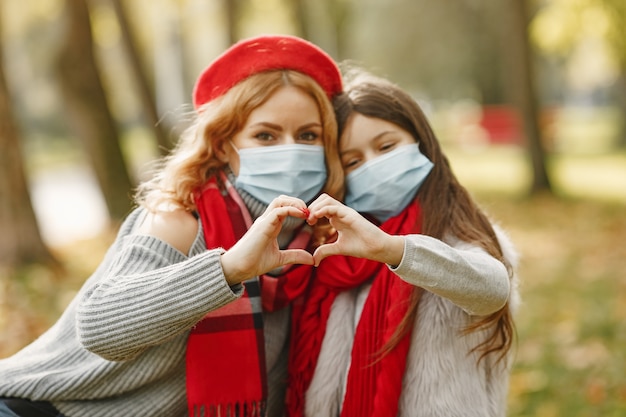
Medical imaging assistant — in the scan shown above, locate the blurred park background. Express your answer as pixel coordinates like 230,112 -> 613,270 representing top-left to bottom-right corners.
0,0 -> 625,416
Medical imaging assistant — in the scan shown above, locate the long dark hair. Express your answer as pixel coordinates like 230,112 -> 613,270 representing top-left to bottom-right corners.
334,69 -> 515,363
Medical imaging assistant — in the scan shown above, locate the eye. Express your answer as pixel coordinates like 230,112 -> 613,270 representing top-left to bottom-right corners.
341,156 -> 362,171
379,141 -> 397,152
254,131 -> 276,142
298,131 -> 321,142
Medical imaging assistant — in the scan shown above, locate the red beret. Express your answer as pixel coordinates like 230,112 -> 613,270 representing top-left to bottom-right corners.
193,34 -> 342,109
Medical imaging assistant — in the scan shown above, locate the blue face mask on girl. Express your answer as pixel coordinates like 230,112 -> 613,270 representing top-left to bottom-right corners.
344,143 -> 433,222
233,144 -> 327,205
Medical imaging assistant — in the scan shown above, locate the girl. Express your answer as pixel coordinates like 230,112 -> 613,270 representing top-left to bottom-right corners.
287,70 -> 520,417
0,35 -> 343,417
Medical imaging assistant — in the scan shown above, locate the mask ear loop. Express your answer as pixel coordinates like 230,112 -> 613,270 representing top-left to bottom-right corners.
223,140 -> 240,178
229,140 -> 240,154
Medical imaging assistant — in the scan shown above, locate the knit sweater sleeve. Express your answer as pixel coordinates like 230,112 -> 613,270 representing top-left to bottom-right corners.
76,214 -> 243,362
388,234 -> 511,316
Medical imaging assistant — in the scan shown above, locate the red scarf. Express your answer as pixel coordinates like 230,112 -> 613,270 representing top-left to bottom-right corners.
286,202 -> 422,417
187,178 -> 313,417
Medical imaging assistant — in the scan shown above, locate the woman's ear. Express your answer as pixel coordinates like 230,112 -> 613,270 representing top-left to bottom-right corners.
214,139 -> 230,163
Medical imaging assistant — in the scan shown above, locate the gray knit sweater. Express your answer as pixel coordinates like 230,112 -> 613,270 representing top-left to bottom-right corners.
0,207 -> 292,417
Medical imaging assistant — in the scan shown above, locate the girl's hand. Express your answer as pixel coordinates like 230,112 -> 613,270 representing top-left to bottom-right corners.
220,195 -> 314,285
307,194 -> 405,266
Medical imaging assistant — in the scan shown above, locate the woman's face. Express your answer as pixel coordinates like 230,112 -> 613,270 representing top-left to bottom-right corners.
224,85 -> 323,175
339,113 -> 415,174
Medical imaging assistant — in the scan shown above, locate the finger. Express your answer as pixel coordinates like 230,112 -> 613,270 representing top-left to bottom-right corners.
307,193 -> 330,207
312,243 -> 341,266
259,206 -> 309,232
267,195 -> 307,211
274,205 -> 310,220
309,204 -> 346,223
306,193 -> 336,213
306,204 -> 340,226
261,197 -> 308,222
305,194 -> 341,225
280,249 -> 314,266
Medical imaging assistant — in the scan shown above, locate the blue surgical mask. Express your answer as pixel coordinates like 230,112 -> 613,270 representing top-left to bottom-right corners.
345,143 -> 433,222
233,144 -> 327,204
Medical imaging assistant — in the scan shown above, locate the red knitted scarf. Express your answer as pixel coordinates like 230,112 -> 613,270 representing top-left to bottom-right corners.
286,202 -> 422,417
187,178 -> 313,417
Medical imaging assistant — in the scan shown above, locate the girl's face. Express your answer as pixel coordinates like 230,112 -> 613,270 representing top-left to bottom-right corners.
339,113 -> 415,174
223,85 -> 324,175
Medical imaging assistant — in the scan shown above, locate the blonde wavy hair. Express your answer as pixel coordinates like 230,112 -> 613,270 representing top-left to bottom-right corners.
134,70 -> 344,214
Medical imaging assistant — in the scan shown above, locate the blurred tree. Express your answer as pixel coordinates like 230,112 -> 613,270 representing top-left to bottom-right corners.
110,0 -> 173,154
289,0 -> 310,39
56,0 -> 134,221
326,0 -> 350,58
224,0 -> 241,44
281,0 -> 346,58
600,0 -> 626,147
466,0 -> 507,104
332,0 -> 506,102
531,0 -> 626,148
0,9 -> 59,271
499,0 -> 552,194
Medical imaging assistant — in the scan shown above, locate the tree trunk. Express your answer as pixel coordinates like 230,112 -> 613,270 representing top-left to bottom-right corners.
56,0 -> 134,221
110,0 -> 173,154
223,0 -> 239,45
600,0 -> 626,148
615,70 -> 626,148
289,0 -> 310,39
501,0 -> 552,194
0,19 -> 59,270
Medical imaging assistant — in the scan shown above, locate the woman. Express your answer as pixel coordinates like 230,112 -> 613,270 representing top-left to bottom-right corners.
287,70 -> 520,417
0,35 -> 343,417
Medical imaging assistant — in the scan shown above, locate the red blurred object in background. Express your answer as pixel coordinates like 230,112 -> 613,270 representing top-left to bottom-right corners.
479,105 -> 524,145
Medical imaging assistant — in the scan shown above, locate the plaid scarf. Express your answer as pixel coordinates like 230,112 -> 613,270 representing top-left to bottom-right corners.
187,176 -> 313,417
286,202 -> 423,417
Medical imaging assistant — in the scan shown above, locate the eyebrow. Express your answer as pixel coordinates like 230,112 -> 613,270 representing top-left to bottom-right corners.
299,122 -> 323,130
248,122 -> 282,131
248,121 -> 322,131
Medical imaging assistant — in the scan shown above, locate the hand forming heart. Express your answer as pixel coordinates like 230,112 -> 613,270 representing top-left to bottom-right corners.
220,194 -> 405,285
305,194 -> 405,267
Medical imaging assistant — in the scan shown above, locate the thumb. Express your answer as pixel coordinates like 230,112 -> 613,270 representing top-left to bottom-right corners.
280,249 -> 314,266
312,243 -> 341,266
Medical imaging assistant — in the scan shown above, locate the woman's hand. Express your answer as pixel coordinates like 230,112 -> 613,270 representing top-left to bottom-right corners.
220,195 -> 314,285
307,194 -> 405,266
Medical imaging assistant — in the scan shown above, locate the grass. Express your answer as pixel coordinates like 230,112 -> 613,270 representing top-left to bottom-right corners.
481,194 -> 626,416
447,146 -> 626,416
1,145 -> 625,416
